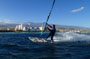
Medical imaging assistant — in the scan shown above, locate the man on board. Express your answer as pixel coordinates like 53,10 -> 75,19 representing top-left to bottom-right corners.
46,23 -> 56,42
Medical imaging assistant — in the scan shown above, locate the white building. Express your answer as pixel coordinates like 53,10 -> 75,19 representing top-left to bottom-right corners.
15,23 -> 41,31
15,24 -> 23,31
22,27 -> 29,31
30,27 -> 40,31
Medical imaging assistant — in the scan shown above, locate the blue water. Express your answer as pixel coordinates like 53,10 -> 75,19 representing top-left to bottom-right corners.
0,32 -> 90,59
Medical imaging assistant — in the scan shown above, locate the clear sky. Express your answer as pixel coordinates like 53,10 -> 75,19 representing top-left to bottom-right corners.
0,0 -> 90,28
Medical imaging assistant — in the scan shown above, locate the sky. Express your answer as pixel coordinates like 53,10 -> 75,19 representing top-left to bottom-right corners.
0,0 -> 90,28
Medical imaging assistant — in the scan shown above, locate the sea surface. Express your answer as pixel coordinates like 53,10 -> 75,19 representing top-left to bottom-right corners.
0,32 -> 90,59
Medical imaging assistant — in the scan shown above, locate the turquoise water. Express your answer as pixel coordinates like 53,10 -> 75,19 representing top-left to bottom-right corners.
0,32 -> 90,59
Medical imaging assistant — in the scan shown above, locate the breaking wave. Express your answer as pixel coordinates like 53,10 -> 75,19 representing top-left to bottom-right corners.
47,32 -> 90,42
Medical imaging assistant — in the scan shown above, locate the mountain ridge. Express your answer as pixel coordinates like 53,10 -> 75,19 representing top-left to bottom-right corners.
0,22 -> 90,30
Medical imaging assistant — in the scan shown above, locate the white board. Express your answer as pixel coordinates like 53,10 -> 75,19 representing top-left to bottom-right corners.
28,37 -> 48,42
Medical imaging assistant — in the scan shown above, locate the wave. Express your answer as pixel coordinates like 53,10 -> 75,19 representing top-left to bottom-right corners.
47,32 -> 90,42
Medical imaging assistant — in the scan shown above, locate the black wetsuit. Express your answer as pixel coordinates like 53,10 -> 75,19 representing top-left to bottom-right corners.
47,25 -> 56,42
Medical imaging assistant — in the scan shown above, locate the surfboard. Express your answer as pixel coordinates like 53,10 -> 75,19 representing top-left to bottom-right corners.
29,37 -> 46,42
28,37 -> 51,42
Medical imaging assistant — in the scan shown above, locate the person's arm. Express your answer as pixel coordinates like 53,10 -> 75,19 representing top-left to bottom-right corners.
47,26 -> 51,31
46,23 -> 52,31
47,23 -> 52,28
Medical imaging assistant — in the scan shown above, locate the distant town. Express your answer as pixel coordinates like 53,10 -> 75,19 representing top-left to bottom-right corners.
0,23 -> 90,33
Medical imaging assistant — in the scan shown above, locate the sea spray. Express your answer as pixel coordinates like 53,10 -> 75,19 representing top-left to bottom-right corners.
48,32 -> 90,42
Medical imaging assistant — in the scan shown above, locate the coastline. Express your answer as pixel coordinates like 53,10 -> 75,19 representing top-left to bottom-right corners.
0,30 -> 90,33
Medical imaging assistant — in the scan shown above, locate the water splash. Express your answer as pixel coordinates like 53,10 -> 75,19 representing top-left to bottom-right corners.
48,32 -> 90,42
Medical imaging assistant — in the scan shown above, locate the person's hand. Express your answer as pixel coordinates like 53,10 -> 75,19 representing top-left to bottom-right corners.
46,23 -> 48,25
46,25 -> 48,28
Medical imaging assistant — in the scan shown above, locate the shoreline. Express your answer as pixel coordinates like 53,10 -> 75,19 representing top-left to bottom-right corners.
0,31 -> 90,33
0,30 -> 90,33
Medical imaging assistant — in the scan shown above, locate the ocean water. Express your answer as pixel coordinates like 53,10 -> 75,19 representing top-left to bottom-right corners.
0,32 -> 90,59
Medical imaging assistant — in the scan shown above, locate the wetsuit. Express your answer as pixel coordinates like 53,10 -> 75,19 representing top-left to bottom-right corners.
47,24 -> 56,42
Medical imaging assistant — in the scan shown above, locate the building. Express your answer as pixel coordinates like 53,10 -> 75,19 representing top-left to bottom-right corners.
39,23 -> 44,31
30,27 -> 40,31
15,24 -> 23,31
15,23 -> 41,31
22,27 -> 29,31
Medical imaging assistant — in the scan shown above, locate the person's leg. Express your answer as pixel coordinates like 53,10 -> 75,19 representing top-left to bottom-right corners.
46,33 -> 51,40
51,33 -> 55,42
47,33 -> 51,38
51,34 -> 54,42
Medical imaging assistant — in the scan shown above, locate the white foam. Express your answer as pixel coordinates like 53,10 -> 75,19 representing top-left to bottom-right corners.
48,32 -> 90,42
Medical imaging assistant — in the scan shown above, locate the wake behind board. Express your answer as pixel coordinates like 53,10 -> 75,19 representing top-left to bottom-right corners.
28,37 -> 51,43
